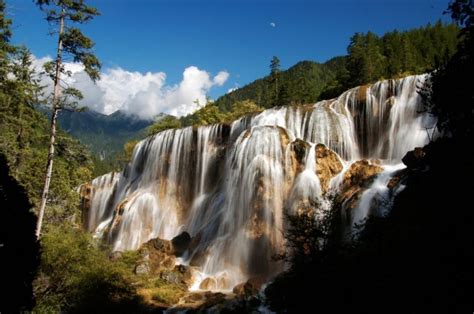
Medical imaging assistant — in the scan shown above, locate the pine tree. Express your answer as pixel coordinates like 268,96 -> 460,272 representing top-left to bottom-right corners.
270,56 -> 281,106
0,0 -> 14,88
35,0 -> 101,238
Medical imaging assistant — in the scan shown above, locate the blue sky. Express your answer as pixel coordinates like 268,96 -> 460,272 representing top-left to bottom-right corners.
6,0 -> 452,117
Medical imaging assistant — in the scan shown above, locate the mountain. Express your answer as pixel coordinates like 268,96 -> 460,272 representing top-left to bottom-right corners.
40,108 -> 156,157
212,57 -> 346,112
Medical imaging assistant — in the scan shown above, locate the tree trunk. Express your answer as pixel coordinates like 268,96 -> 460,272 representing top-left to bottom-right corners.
36,11 -> 64,239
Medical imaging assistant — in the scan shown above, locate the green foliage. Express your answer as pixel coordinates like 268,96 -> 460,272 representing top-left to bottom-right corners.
0,0 -> 14,84
320,22 -> 460,99
0,48 -> 92,224
212,59 -> 341,111
34,225 -> 143,312
147,115 -> 182,135
36,0 -> 101,83
150,281 -> 186,305
421,1 -> 473,139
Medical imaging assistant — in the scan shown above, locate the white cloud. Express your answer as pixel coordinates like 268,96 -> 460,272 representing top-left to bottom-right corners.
213,71 -> 229,86
32,56 -> 229,119
270,22 -> 276,28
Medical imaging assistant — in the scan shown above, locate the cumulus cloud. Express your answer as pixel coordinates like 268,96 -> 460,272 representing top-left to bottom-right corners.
32,56 -> 229,119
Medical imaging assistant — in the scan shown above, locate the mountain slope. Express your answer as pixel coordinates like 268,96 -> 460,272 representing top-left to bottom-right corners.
212,57 -> 346,112
40,108 -> 155,157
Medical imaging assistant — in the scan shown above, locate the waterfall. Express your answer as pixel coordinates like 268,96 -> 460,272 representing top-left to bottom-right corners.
82,74 -> 433,289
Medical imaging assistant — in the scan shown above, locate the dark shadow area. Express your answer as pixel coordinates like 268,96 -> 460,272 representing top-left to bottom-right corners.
265,138 -> 473,313
0,153 -> 40,312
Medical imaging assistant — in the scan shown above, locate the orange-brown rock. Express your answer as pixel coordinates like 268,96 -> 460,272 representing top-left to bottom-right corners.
199,277 -> 217,290
315,144 -> 344,194
232,276 -> 266,298
336,160 -> 383,211
358,85 -> 369,103
79,182 -> 93,228
290,138 -> 310,174
137,237 -> 173,274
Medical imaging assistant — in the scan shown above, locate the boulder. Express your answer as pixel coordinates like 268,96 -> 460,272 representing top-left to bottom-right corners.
174,264 -> 196,287
160,270 -> 183,286
402,147 -> 425,169
199,277 -> 217,290
135,263 -> 150,275
171,231 -> 191,256
150,237 -> 172,254
232,276 -> 265,298
290,139 -> 310,173
342,160 -> 383,188
160,256 -> 176,270
315,144 -> 344,193
336,160 -> 383,212
136,237 -> 173,274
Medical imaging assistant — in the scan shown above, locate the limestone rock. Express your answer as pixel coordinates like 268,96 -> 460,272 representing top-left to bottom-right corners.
336,160 -> 383,212
315,143 -> 343,193
233,276 -> 265,298
135,263 -> 150,275
199,277 -> 217,290
160,270 -> 183,286
174,264 -> 196,287
160,256 -> 176,270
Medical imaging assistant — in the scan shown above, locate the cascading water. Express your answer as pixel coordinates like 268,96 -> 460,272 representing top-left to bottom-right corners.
81,74 -> 433,290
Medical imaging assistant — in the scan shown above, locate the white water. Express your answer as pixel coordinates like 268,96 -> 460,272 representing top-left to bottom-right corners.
82,75 -> 432,289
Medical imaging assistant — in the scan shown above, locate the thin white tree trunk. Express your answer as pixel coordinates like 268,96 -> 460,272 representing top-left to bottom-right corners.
36,11 -> 64,239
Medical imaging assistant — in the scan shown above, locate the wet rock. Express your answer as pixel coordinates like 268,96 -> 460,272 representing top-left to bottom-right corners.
182,292 -> 204,304
150,237 -> 172,254
402,147 -> 425,169
336,160 -> 383,213
202,291 -> 226,308
199,277 -> 217,290
342,160 -> 383,189
136,237 -> 175,274
291,139 -> 310,171
135,263 -> 150,275
315,143 -> 344,193
216,274 -> 229,290
171,231 -> 191,256
233,276 -> 265,298
79,183 -> 93,227
358,85 -> 369,103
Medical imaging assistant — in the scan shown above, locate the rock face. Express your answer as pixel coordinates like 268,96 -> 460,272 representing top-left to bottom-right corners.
315,144 -> 344,193
137,237 -> 174,275
199,277 -> 218,290
402,147 -> 426,169
232,276 -> 265,298
336,160 -> 383,218
290,138 -> 310,174
79,182 -> 93,228
171,232 -> 191,257
135,263 -> 150,275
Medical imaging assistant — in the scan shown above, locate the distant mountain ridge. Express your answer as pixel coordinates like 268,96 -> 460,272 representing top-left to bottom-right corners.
39,107 -> 158,157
